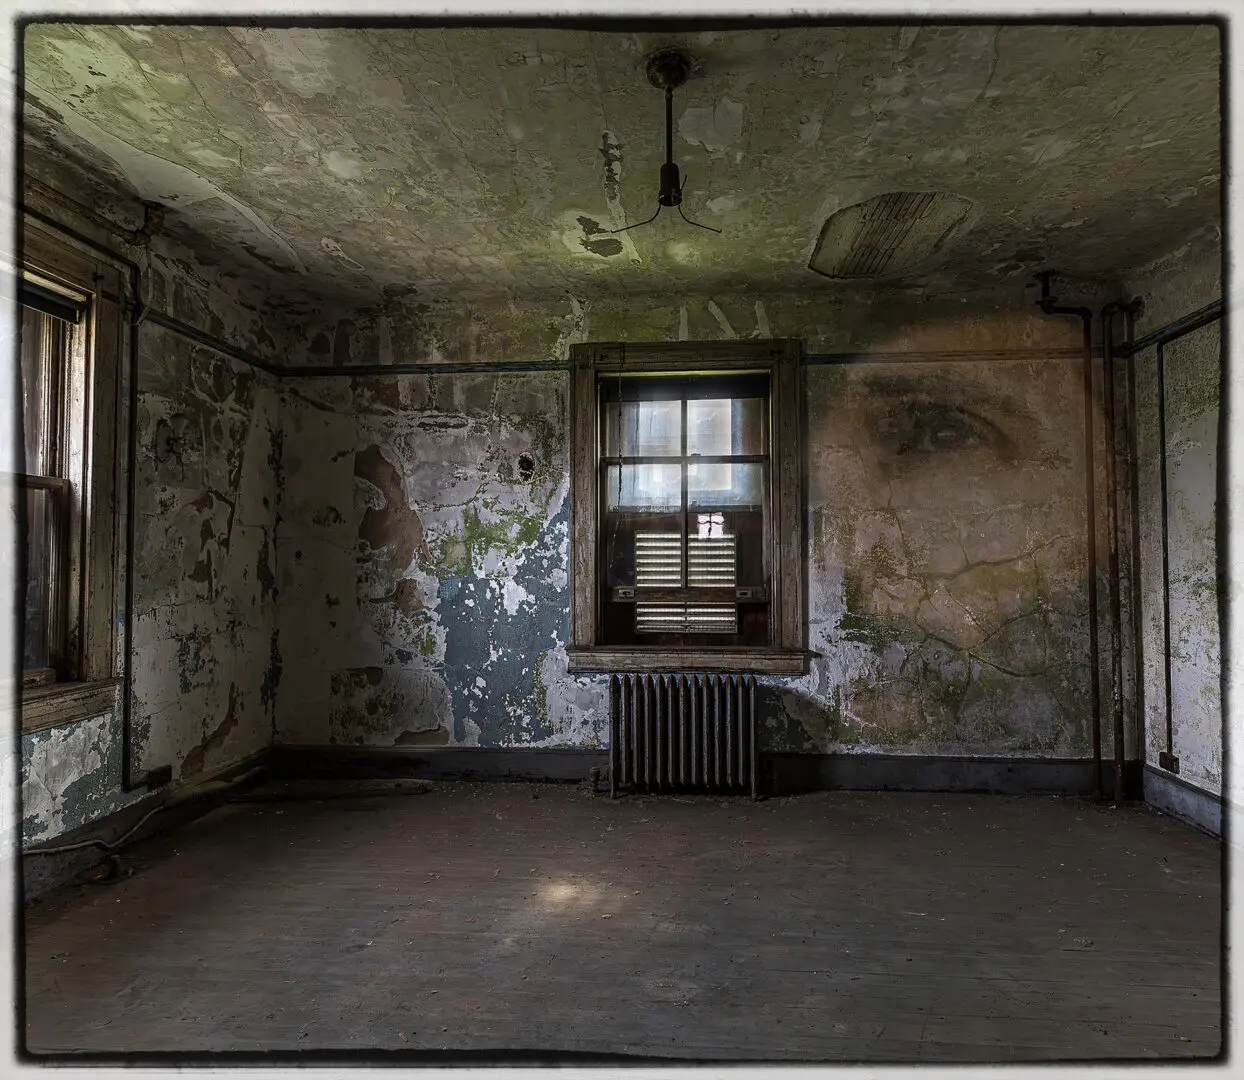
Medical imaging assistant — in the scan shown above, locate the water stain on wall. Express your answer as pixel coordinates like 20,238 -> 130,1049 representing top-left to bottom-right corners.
355,444 -> 433,571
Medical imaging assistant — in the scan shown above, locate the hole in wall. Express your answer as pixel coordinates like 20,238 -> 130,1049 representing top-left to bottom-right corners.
517,454 -> 536,482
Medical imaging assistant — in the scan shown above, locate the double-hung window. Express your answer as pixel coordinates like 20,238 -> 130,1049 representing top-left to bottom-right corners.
601,375 -> 768,644
19,284 -> 81,684
568,340 -> 807,674
8,223 -> 125,731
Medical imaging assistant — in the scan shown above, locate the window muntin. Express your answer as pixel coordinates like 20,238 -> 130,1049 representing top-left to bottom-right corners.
600,373 -> 769,647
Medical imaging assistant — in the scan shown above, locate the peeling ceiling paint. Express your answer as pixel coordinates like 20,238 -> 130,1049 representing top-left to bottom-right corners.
21,23 -> 1221,304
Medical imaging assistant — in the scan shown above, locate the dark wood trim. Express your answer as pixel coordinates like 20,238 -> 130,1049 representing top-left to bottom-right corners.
80,266 -> 123,682
566,647 -> 810,675
602,454 -> 767,465
568,339 -> 808,662
569,346 -> 598,649
15,474 -> 70,492
772,339 -> 804,651
15,678 -> 121,734
590,339 -> 784,369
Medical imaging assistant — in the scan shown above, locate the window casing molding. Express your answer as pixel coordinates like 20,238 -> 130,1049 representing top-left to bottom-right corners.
10,223 -> 125,731
567,339 -> 808,675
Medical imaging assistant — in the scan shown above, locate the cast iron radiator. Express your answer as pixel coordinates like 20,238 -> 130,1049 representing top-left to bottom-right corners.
608,673 -> 758,799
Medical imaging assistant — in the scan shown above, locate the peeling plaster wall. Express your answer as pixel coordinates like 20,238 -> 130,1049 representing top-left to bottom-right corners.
276,294 -> 1106,759
20,147 -> 289,844
277,371 -> 605,749
127,327 -> 281,785
1124,227 -> 1222,797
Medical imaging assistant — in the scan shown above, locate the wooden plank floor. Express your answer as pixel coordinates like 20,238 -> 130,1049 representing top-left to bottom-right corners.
23,782 -> 1222,1061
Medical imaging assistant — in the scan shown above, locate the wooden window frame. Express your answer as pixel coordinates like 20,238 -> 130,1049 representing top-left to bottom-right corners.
567,339 -> 809,675
8,222 -> 125,733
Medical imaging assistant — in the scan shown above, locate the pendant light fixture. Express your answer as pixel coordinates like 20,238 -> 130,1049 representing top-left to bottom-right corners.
607,48 -> 721,235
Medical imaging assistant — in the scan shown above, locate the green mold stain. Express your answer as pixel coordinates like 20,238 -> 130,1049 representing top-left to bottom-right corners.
838,572 -> 906,650
532,650 -> 549,730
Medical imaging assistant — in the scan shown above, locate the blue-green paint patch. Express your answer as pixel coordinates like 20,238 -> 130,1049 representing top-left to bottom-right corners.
439,507 -> 569,746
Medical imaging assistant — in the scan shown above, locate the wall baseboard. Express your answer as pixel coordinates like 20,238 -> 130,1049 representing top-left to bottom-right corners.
271,745 -> 1144,799
270,744 -> 609,784
769,754 -> 1143,797
1143,764 -> 1223,836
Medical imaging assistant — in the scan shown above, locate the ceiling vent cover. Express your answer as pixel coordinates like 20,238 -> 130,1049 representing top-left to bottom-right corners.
808,191 -> 974,280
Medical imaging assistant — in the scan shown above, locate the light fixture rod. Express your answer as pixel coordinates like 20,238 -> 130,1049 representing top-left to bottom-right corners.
665,87 -> 674,165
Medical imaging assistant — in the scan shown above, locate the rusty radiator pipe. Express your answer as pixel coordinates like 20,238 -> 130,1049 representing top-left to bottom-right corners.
1035,273 -> 1102,799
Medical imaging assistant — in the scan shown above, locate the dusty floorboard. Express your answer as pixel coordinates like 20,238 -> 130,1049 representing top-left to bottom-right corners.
22,783 -> 1222,1061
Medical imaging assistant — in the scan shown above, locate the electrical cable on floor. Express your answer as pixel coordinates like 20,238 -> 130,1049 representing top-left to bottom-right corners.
23,766 -> 267,860
23,803 -> 167,858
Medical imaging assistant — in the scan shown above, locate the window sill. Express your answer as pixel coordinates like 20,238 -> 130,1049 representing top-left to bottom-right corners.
13,678 -> 121,734
566,647 -> 811,676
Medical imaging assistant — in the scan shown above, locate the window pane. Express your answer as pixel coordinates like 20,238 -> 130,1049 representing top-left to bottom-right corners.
605,464 -> 681,510
22,486 -> 54,671
686,397 -> 766,456
687,462 -> 763,507
19,306 -> 66,476
604,400 -> 681,457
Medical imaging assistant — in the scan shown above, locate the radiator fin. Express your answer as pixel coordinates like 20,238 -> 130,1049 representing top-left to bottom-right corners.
609,673 -> 758,798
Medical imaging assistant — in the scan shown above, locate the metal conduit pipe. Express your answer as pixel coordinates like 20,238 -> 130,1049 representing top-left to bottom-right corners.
1123,301 -> 1147,785
1100,301 -> 1132,802
1035,271 -> 1103,799
1156,339 -> 1176,760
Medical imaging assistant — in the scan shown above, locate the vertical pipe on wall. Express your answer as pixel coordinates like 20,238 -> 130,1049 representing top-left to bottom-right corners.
1101,304 -> 1127,803
1035,275 -> 1102,797
1082,315 -> 1104,799
1123,302 -> 1147,777
1156,341 -> 1175,756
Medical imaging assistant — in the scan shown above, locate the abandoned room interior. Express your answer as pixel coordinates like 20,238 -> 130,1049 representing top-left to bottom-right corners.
3,15 -> 1228,1063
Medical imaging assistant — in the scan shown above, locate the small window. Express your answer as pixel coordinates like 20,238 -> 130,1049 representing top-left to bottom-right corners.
18,299 -> 78,685
600,374 -> 769,647
568,340 -> 807,675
